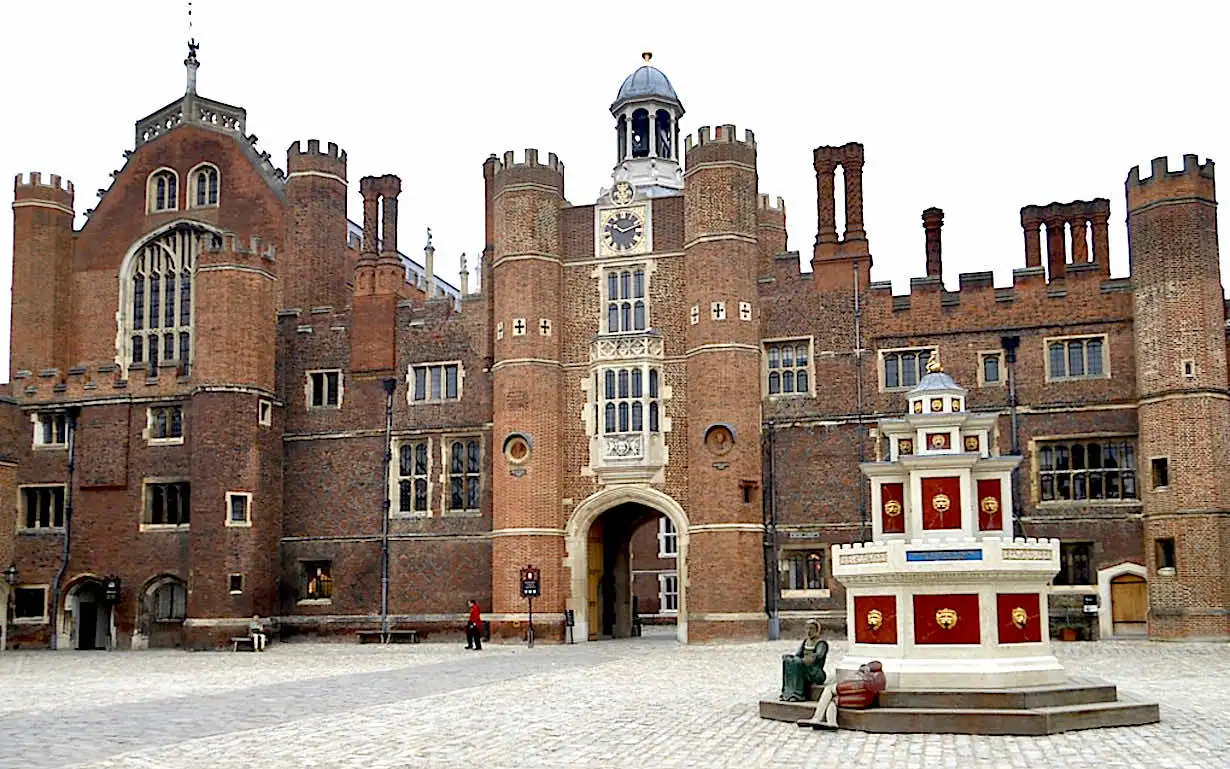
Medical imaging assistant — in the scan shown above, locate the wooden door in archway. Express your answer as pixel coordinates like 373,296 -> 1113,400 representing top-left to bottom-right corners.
587,519 -> 603,641
1110,573 -> 1147,636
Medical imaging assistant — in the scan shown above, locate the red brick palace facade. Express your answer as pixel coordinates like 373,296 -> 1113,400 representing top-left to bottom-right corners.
2,48 -> 1227,649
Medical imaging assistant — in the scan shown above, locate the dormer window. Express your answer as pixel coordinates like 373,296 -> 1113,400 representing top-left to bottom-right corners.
190,164 -> 219,207
148,169 -> 179,213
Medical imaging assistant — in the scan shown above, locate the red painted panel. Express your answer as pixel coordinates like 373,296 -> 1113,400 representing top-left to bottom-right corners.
977,478 -> 1003,531
921,476 -> 962,529
880,482 -> 905,534
997,592 -> 1043,643
854,595 -> 898,644
913,593 -> 981,644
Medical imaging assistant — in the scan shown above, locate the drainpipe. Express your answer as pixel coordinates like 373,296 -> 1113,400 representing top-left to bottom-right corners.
380,378 -> 397,643
49,406 -> 81,651
763,420 -> 780,640
854,266 -> 868,541
1001,336 -> 1024,538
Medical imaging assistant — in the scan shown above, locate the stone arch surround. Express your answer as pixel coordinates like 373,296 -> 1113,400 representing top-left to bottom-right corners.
565,486 -> 689,643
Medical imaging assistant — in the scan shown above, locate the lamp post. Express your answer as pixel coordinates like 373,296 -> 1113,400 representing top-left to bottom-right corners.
3,563 -> 17,652
379,378 -> 397,644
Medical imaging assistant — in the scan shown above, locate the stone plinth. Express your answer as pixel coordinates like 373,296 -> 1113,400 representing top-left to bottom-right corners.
832,536 -> 1065,688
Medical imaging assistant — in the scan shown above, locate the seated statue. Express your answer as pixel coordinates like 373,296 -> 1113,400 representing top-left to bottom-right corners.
780,619 -> 828,702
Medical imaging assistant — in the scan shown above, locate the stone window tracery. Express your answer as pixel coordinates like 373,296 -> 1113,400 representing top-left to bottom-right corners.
1045,335 -> 1107,381
605,268 -> 647,333
880,347 -> 936,391
121,227 -> 203,375
764,339 -> 812,396
446,438 -> 481,514
147,169 -> 179,213
1037,438 -> 1137,502
190,164 -> 219,207
601,365 -> 661,437
393,439 -> 430,516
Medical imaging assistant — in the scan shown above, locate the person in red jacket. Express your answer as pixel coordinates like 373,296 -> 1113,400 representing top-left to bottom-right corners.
465,599 -> 483,650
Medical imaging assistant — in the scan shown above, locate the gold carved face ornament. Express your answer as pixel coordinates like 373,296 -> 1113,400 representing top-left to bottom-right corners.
935,608 -> 959,630
932,493 -> 951,513
866,608 -> 883,631
980,496 -> 1000,515
1011,606 -> 1029,629
884,499 -> 902,517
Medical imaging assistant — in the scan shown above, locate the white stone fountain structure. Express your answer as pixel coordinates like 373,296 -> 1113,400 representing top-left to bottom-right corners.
759,357 -> 1159,733
831,357 -> 1067,689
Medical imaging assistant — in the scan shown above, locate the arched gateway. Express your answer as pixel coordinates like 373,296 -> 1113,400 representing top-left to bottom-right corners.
565,486 -> 688,643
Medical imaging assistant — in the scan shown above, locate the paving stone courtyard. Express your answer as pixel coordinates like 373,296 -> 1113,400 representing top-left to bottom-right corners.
0,633 -> 1226,769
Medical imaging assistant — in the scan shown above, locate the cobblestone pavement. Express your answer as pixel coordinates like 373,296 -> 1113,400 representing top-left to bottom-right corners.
0,633 -> 1226,769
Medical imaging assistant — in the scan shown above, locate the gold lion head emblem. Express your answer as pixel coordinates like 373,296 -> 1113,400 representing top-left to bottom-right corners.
932,493 -> 951,513
980,496 -> 1000,514
866,609 -> 883,631
1011,606 -> 1029,629
884,499 -> 902,517
935,608 -> 959,630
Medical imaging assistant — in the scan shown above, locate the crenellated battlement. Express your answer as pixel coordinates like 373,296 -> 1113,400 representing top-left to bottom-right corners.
833,536 -> 1059,551
490,149 -> 565,197
860,255 -> 1131,329
287,139 -> 348,178
493,149 -> 565,175
684,124 -> 756,152
203,233 -> 277,262
758,194 -> 786,213
12,361 -> 193,402
13,172 -> 75,208
1126,154 -> 1216,212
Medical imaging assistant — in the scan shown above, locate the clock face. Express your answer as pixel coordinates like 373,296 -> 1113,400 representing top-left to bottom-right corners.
603,210 -> 644,252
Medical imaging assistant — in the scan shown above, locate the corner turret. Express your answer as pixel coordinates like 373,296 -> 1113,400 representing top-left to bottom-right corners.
285,140 -> 348,311
11,173 -> 76,376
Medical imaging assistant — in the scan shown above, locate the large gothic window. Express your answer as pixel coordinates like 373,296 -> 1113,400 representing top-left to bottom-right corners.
121,227 -> 208,375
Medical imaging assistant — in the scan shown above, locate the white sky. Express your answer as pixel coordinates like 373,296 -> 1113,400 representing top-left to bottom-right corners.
2,1 -> 1227,384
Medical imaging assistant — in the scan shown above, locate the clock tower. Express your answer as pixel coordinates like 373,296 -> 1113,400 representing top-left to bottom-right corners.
608,52 -> 684,198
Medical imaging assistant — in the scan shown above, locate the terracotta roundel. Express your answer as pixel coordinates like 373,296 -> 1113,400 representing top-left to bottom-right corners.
503,433 -> 531,464
704,424 -> 735,456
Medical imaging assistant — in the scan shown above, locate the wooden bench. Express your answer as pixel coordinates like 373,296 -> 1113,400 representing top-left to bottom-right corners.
231,636 -> 256,652
356,630 -> 419,644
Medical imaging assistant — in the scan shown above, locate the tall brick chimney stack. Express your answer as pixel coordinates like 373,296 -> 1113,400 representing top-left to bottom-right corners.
374,175 -> 403,296
922,207 -> 944,279
379,176 -> 399,257
360,176 -> 380,256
